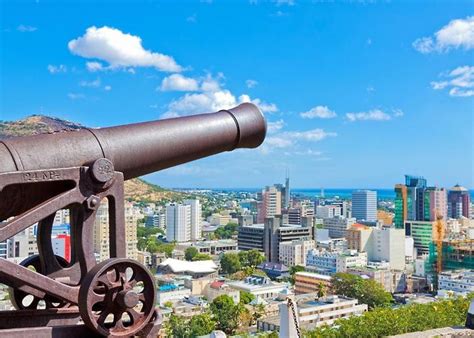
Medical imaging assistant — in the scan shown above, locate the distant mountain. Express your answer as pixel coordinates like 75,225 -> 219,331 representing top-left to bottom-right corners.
0,114 -> 185,203
0,115 -> 84,139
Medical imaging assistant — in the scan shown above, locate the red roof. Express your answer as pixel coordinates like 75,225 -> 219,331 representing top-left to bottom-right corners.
210,281 -> 225,289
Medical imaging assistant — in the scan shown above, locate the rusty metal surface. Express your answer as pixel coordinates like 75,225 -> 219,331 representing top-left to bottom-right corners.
0,104 -> 267,337
0,103 -> 266,180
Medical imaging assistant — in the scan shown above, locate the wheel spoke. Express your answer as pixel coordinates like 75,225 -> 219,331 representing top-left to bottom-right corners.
90,291 -> 105,305
127,308 -> 142,324
97,309 -> 110,325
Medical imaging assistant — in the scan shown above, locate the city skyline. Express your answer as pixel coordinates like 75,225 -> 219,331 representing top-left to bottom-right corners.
1,1 -> 473,189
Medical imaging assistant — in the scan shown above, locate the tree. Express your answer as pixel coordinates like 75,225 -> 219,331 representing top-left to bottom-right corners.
189,312 -> 217,336
307,293 -> 473,337
247,249 -> 265,267
185,247 -> 198,261
210,295 -> 242,334
220,252 -> 241,275
316,282 -> 327,298
240,291 -> 255,305
289,265 -> 305,285
165,314 -> 188,337
192,253 -> 212,261
331,273 -> 393,309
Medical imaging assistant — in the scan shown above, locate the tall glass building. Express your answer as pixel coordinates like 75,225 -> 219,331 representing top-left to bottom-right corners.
351,190 -> 377,222
394,184 -> 407,229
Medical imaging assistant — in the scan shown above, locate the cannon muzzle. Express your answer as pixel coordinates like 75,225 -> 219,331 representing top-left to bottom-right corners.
0,103 -> 266,180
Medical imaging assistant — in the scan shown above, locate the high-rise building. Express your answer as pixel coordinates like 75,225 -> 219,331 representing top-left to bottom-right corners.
423,187 -> 447,221
94,201 -> 139,261
404,220 -> 435,256
237,216 -> 312,262
448,185 -> 471,219
351,190 -> 377,222
394,184 -> 407,229
315,205 -> 342,219
166,203 -> 191,242
257,186 -> 282,223
184,199 -> 202,241
405,175 -> 427,221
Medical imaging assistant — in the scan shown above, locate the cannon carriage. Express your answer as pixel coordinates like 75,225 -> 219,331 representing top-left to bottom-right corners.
0,103 -> 266,337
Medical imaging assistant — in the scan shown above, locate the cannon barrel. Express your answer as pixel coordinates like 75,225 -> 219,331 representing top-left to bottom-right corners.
0,103 -> 266,180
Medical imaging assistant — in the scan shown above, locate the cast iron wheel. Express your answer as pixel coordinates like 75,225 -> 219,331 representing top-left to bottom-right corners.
9,254 -> 70,310
79,258 -> 156,337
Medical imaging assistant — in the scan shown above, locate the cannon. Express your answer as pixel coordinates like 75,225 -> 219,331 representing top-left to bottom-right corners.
0,103 -> 266,337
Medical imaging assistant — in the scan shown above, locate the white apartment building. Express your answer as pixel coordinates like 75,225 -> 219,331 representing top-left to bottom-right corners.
323,216 -> 356,238
184,199 -> 202,241
438,270 -> 474,297
279,238 -> 315,266
166,203 -> 191,242
306,249 -> 367,274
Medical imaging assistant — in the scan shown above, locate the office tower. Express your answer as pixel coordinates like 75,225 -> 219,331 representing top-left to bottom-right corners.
238,216 -> 312,263
351,190 -> 377,222
257,186 -> 282,223
404,220 -> 435,256
448,185 -> 471,219
323,216 -> 356,238
394,184 -> 407,229
405,175 -> 427,221
423,187 -> 447,221
184,199 -> 202,241
284,174 -> 290,209
316,205 -> 342,219
166,203 -> 191,242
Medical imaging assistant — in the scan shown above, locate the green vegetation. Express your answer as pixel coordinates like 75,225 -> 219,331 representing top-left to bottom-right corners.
307,294 -> 473,337
192,253 -> 212,261
185,246 -> 199,261
240,291 -> 256,304
210,295 -> 244,334
165,312 -> 216,337
221,249 -> 265,275
288,265 -> 305,284
220,252 -> 241,274
214,222 -> 239,239
331,273 -> 393,309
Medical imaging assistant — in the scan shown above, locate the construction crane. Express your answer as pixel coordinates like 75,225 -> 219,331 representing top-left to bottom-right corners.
433,211 -> 445,276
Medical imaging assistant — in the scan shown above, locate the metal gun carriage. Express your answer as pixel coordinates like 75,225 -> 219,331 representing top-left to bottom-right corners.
0,103 -> 266,337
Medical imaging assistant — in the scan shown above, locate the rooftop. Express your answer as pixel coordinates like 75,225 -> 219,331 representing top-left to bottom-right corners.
295,271 -> 332,281
158,258 -> 218,274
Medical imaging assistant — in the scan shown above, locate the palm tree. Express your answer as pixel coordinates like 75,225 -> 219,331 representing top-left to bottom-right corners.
316,283 -> 327,298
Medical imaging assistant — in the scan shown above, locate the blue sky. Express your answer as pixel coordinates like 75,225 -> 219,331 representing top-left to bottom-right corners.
1,0 -> 473,189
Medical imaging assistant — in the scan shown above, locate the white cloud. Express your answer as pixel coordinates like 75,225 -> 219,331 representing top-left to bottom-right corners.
300,105 -> 337,119
47,64 -> 67,74
86,61 -> 104,72
246,79 -> 258,88
366,86 -> 375,93
79,78 -> 101,88
431,65 -> 474,97
160,74 -> 199,91
104,85 -> 112,91
346,109 -> 392,122
17,25 -> 37,32
267,119 -> 285,133
413,16 -> 474,53
68,26 -> 182,72
239,95 -> 278,113
261,128 -> 336,154
294,149 -> 323,156
274,0 -> 295,5
68,93 -> 85,100
284,129 -> 337,141
393,109 -> 404,117
162,73 -> 278,118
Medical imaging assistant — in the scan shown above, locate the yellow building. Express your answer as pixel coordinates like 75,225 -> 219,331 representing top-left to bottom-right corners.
294,271 -> 332,295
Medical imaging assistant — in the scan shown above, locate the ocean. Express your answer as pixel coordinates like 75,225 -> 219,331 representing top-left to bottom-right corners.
206,188 -> 474,201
